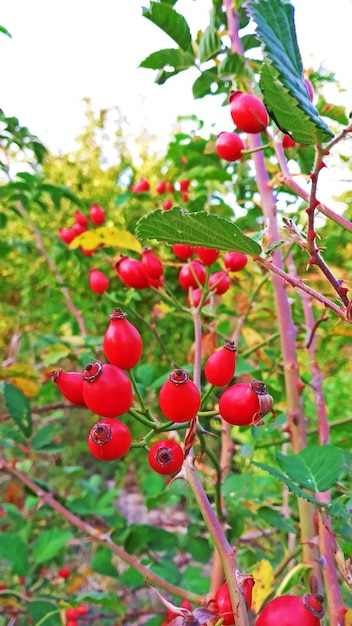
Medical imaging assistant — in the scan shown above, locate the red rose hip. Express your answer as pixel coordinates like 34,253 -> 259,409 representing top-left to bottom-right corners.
103,308 -> 143,370
159,369 -> 201,423
88,418 -> 131,461
82,361 -> 133,417
219,380 -> 273,426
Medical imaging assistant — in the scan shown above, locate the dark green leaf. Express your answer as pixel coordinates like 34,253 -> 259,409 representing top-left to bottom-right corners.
0,533 -> 29,575
276,445 -> 345,492
32,529 -> 73,564
136,206 -> 262,255
140,48 -> 194,71
142,2 -> 192,51
260,62 -> 333,144
28,601 -> 61,626
246,0 -> 334,144
241,34 -> 261,51
3,382 -> 32,438
198,27 -> 220,63
327,499 -> 350,519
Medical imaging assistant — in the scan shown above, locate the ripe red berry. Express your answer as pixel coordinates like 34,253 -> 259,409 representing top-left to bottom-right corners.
178,261 -> 206,290
165,182 -> 174,193
131,178 -> 150,193
215,579 -> 254,625
196,246 -> 220,266
178,179 -> 190,192
163,199 -> 173,211
181,190 -> 188,202
89,203 -> 105,225
76,605 -> 88,616
156,181 -> 167,194
18,577 -> 26,584
186,288 -> 210,308
172,244 -> 195,260
81,247 -> 96,256
224,251 -> 248,271
159,369 -> 201,423
89,269 -> 109,294
116,256 -> 149,289
58,567 -> 71,579
208,271 -> 231,295
103,308 -> 143,370
74,210 -> 89,227
51,369 -> 86,406
230,91 -> 268,133
58,228 -> 76,244
82,361 -> 133,417
141,248 -> 164,279
65,609 -> 79,621
255,594 -> 324,626
148,275 -> 165,289
219,380 -> 273,426
88,418 -> 131,461
76,605 -> 89,616
216,132 -> 245,162
66,621 -> 78,626
72,221 -> 88,236
204,341 -> 237,386
148,439 -> 184,475
282,134 -> 297,149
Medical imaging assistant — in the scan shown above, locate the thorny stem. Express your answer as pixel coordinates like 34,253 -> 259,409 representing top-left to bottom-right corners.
248,132 -> 323,592
256,255 -> 350,323
287,255 -> 345,626
15,199 -> 87,337
0,455 -> 204,605
184,454 -> 250,626
274,140 -> 352,233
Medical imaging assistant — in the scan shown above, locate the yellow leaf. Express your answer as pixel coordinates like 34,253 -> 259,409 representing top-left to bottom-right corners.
40,344 -> 72,367
0,363 -> 40,380
7,377 -> 39,398
242,326 -> 263,347
250,559 -> 275,614
345,608 -> 352,626
69,226 -> 142,253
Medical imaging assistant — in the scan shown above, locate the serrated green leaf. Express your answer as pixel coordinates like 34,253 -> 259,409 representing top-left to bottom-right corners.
198,26 -> 220,63
252,461 -> 325,507
276,445 -> 345,492
218,53 -> 246,77
246,0 -> 334,144
260,62 -> 333,144
142,2 -> 192,51
136,207 -> 261,255
140,47 -> 194,71
31,424 -> 56,451
32,529 -> 73,564
91,547 -> 119,577
327,500 -> 350,519
3,382 -> 32,438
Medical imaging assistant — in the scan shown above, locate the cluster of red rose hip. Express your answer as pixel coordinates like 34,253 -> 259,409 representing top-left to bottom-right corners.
130,177 -> 191,210
215,80 -> 314,162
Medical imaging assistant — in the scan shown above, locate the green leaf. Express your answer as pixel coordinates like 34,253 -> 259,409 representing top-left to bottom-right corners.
140,47 -> 194,72
218,53 -> 246,77
91,547 -> 119,577
276,445 -> 345,492
32,529 -> 73,564
3,382 -> 32,438
0,25 -> 12,38
142,2 -> 192,51
0,533 -> 29,575
136,207 -> 261,255
246,0 -> 334,144
31,424 -> 57,451
198,26 -> 220,63
192,69 -> 218,99
260,62 -> 333,144
28,601 -> 61,626
317,100 -> 349,126
252,461 -> 326,506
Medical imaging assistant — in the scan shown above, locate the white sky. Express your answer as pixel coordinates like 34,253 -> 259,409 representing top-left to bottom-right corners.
1,0 -> 351,154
